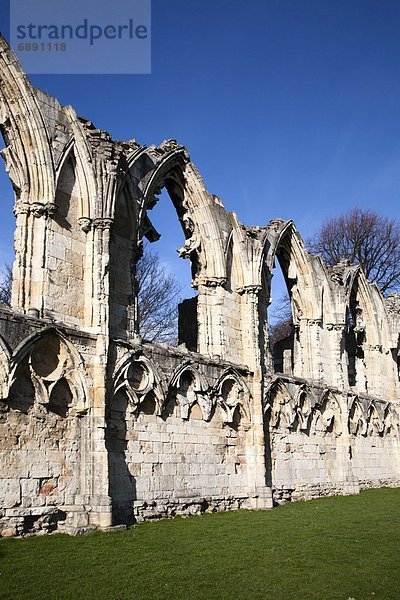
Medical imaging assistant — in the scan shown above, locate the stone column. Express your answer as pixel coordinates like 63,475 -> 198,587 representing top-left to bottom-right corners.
335,392 -> 359,496
78,217 -> 94,329
87,333 -> 112,529
296,318 -> 323,381
92,218 -> 113,333
12,200 -> 57,316
86,218 -> 113,528
238,285 -> 273,509
11,200 -> 30,310
196,280 -> 226,358
326,323 -> 346,389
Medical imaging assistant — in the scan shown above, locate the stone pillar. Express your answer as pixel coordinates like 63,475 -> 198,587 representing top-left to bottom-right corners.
196,280 -> 226,358
335,392 -> 359,496
92,218 -> 113,333
11,200 -> 57,316
238,285 -> 263,368
296,318 -> 323,381
326,323 -> 346,389
85,218 -> 113,527
87,334 -> 112,529
78,217 -> 95,329
11,200 -> 30,310
239,285 -> 273,509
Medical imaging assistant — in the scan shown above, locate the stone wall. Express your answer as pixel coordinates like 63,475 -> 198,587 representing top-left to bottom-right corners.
107,343 -> 258,524
266,375 -> 400,504
0,309 -> 111,536
0,35 -> 399,537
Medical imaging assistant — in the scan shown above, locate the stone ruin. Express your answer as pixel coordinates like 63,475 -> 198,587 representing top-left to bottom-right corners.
0,36 -> 399,537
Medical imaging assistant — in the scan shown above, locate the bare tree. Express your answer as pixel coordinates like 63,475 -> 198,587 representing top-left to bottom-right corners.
0,247 -> 183,343
0,263 -> 12,306
136,243 -> 183,345
308,207 -> 400,294
268,292 -> 293,349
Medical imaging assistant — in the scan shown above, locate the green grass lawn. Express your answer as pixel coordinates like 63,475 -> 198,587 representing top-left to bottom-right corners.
1,488 -> 399,600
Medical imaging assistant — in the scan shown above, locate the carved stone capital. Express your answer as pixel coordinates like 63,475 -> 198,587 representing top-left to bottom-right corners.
78,217 -> 92,233
326,323 -> 346,332
236,285 -> 262,296
303,318 -> 322,326
29,202 -> 58,218
93,217 -> 113,230
195,276 -> 227,289
31,202 -> 46,218
13,201 -> 30,216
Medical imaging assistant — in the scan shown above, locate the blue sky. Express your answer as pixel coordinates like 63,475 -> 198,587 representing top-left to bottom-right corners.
0,0 -> 399,298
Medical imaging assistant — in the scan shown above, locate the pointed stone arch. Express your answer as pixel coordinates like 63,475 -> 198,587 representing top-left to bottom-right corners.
293,384 -> 313,431
383,403 -> 399,437
0,36 -> 55,204
137,145 -> 227,287
0,37 -> 59,313
348,396 -> 368,436
345,269 -> 382,347
342,269 -> 395,396
258,220 -> 337,380
9,327 -> 88,413
112,351 -> 167,416
311,390 -> 342,436
265,377 -> 296,430
366,401 -> 385,436
213,368 -> 251,425
56,109 -> 98,224
168,361 -> 212,421
262,220 -> 324,322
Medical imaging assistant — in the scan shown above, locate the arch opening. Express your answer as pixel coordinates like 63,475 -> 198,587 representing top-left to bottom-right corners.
345,278 -> 366,389
264,243 -> 299,375
137,180 -> 198,349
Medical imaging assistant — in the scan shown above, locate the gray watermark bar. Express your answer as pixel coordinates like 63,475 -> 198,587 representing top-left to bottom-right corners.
10,0 -> 151,74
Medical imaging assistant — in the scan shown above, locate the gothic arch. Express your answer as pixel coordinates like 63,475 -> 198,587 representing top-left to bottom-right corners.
0,36 -> 55,203
213,368 -> 251,425
366,402 -> 385,436
136,146 -> 227,286
265,378 -> 296,430
344,269 -> 384,349
384,403 -> 399,436
262,221 -> 324,322
55,116 -> 97,223
310,390 -> 342,436
260,221 -> 341,379
293,385 -> 313,431
348,397 -> 368,435
9,328 -> 88,412
168,361 -> 212,421
112,352 -> 167,416
169,361 -> 209,390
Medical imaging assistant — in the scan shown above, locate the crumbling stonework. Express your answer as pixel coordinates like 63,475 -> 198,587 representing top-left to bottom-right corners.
0,36 -> 399,536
